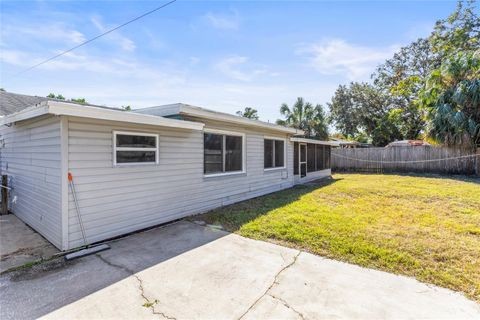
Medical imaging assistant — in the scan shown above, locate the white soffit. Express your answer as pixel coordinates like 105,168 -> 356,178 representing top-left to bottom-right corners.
1,101 -> 205,131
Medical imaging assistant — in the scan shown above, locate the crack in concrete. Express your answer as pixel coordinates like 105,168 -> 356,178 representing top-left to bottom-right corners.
238,251 -> 302,320
95,254 -> 177,320
267,293 -> 306,320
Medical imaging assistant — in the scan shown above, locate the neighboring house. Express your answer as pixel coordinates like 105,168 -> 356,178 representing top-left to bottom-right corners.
0,92 -> 337,250
387,140 -> 431,147
330,138 -> 372,148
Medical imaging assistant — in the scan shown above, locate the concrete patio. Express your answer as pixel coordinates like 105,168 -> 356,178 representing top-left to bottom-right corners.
0,214 -> 59,273
1,221 -> 479,320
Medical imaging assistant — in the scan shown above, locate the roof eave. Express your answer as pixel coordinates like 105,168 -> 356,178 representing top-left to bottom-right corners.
290,137 -> 341,147
178,105 -> 299,135
1,101 -> 205,131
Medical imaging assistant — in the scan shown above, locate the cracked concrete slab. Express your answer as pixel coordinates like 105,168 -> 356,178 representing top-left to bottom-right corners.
242,294 -> 302,320
1,221 -> 480,320
268,251 -> 480,319
39,276 -> 153,320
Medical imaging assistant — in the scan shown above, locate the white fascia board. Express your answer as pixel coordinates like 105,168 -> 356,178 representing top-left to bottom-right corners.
0,103 -> 50,125
290,137 -> 340,147
1,101 -> 204,131
178,104 -> 300,135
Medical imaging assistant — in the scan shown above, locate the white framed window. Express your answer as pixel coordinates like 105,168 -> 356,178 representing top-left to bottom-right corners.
113,131 -> 159,166
264,137 -> 286,170
204,129 -> 245,177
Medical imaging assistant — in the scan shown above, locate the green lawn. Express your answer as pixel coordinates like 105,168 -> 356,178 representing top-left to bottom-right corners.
195,173 -> 480,302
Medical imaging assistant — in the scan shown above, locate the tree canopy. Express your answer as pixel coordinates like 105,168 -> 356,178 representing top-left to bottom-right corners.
236,107 -> 259,120
328,0 -> 479,147
276,97 -> 329,140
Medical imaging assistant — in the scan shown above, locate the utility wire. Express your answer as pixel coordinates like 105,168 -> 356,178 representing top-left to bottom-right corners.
7,0 -> 177,80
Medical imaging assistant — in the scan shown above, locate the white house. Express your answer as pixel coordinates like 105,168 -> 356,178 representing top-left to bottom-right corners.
0,91 -> 337,250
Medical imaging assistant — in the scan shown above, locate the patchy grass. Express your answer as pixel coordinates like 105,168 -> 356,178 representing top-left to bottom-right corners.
195,173 -> 480,301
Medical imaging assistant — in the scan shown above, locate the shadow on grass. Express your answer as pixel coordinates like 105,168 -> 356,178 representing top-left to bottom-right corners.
332,170 -> 480,184
192,177 -> 341,232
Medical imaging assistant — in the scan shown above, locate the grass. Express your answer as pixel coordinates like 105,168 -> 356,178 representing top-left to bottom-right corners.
195,173 -> 480,302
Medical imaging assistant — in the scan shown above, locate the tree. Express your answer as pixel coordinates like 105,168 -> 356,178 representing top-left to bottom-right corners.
71,98 -> 87,104
236,107 -> 259,120
121,105 -> 132,111
421,51 -> 480,147
47,93 -> 65,100
328,83 -> 402,146
373,38 -> 437,139
430,0 -> 480,59
276,97 -> 329,139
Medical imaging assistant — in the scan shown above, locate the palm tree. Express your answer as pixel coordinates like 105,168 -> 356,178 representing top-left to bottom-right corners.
236,107 -> 259,120
422,52 -> 480,147
276,97 -> 329,139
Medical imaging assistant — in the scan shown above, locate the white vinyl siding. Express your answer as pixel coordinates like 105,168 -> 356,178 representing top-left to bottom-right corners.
0,116 -> 62,248
66,116 -> 294,249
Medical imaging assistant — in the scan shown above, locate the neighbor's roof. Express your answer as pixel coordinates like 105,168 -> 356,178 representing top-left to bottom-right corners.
290,137 -> 340,147
0,100 -> 204,131
0,91 -> 48,116
0,91 -> 121,116
135,103 -> 301,135
387,140 -> 431,147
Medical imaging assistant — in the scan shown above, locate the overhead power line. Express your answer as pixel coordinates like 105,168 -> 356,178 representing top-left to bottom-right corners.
8,0 -> 177,80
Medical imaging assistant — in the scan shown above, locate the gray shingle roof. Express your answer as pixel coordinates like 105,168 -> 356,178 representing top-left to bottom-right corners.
0,91 -> 48,116
0,91 -> 121,116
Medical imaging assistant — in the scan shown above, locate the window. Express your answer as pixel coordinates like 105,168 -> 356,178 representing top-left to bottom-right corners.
264,138 -> 285,169
204,131 -> 244,175
113,131 -> 158,165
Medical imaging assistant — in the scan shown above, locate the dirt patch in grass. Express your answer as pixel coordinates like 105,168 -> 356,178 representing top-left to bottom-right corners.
193,174 -> 480,302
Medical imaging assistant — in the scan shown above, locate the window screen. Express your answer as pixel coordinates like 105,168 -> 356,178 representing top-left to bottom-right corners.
307,144 -> 316,172
274,140 -> 284,167
264,139 -> 285,169
204,133 -> 223,174
225,135 -> 242,172
114,132 -> 158,165
204,132 -> 243,175
264,139 -> 274,168
316,145 -> 325,170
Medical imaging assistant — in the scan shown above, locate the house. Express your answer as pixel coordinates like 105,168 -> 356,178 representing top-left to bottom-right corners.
0,91 -> 338,250
387,140 -> 431,147
330,137 -> 372,148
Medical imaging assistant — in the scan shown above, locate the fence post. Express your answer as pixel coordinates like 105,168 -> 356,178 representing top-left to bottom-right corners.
1,175 -> 8,215
476,148 -> 480,176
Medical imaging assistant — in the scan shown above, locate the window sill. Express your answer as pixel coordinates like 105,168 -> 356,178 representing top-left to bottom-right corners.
264,167 -> 287,172
114,162 -> 158,167
203,171 -> 246,179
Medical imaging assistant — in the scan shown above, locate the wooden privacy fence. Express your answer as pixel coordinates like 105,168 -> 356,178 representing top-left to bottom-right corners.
331,146 -> 480,175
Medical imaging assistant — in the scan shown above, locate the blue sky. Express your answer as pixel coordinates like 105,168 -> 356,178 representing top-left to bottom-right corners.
1,0 -> 457,122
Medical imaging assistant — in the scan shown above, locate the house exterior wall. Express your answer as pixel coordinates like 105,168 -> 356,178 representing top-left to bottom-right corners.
66,116 -> 295,249
294,169 -> 332,184
0,115 -> 63,248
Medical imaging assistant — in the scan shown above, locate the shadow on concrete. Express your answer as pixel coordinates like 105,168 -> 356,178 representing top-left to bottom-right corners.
0,221 -> 229,320
0,214 -> 59,273
0,178 -> 340,320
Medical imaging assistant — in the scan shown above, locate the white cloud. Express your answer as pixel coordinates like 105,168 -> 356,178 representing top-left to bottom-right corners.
1,24 -> 86,45
215,55 -> 270,81
91,15 -> 136,52
298,39 -> 398,80
204,10 -> 240,30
